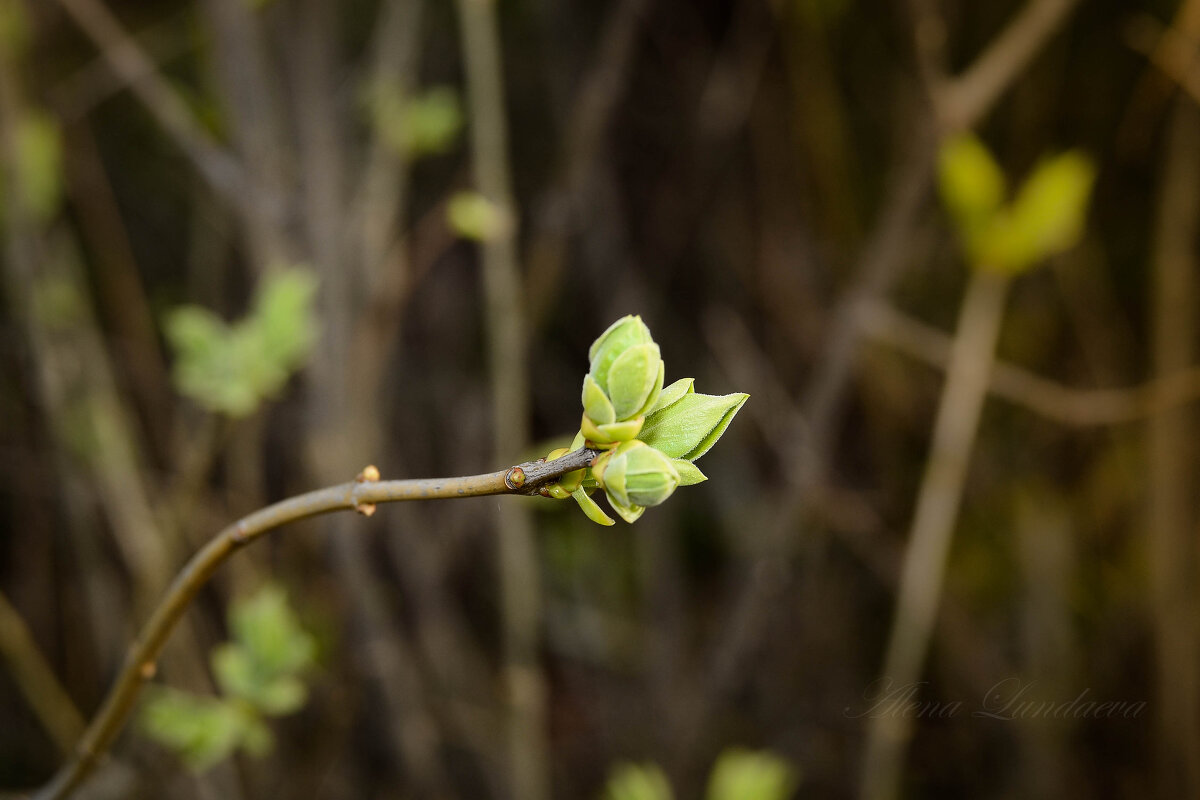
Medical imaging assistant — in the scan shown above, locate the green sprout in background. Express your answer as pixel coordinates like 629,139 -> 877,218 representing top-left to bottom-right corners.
603,748 -> 800,800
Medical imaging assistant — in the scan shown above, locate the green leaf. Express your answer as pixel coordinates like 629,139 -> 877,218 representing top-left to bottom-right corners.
16,112 -> 63,222
983,150 -> 1095,273
938,134 -> 1005,243
252,676 -> 309,716
212,643 -> 258,702
648,378 -> 694,415
230,585 -> 316,678
140,689 -> 246,771
640,392 -> 749,461
604,762 -> 675,800
164,268 -> 318,416
251,267 -> 319,374
583,374 -> 617,425
706,749 -> 799,800
588,315 -> 655,389
581,414 -> 644,445
447,190 -> 508,241
672,459 -> 707,486
572,486 -> 615,526
401,86 -> 463,157
607,343 -> 662,420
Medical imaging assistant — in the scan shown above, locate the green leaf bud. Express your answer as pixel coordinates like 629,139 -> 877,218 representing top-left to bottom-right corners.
640,392 -> 749,461
594,440 -> 680,511
607,343 -> 664,419
589,315 -> 654,381
582,374 -> 616,425
581,413 -> 644,446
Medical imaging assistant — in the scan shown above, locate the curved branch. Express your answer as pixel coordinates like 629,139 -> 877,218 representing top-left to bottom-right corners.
31,447 -> 598,800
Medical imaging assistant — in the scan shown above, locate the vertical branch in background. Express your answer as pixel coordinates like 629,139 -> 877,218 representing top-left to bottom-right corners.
859,270 -> 1010,800
198,0 -> 291,269
455,0 -> 547,798
1014,492 -> 1075,798
292,0 -> 452,794
1147,99 -> 1200,800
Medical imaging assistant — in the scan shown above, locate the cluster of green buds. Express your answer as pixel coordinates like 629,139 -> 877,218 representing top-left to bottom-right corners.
543,315 -> 748,525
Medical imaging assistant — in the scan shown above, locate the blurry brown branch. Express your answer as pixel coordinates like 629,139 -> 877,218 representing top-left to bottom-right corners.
53,0 -> 247,210
1126,14 -> 1200,108
936,0 -> 1083,132
454,0 -> 548,796
860,300 -> 1200,425
0,592 -> 85,756
859,270 -> 1011,800
31,449 -> 598,800
1147,99 -> 1200,798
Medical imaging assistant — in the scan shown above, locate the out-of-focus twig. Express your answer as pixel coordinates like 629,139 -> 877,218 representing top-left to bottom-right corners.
0,591 -> 86,756
1125,15 -> 1200,108
860,300 -> 1200,425
53,0 -> 246,209
936,0 -> 1083,133
860,270 -> 1011,800
1146,99 -> 1200,799
455,0 -> 547,797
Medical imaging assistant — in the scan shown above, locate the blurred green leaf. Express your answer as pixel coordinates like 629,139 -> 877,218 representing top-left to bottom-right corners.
983,150 -> 1096,274
15,112 -> 63,223
230,584 -> 316,678
447,190 -> 507,241
139,689 -> 247,771
603,762 -> 675,800
938,134 -> 1005,252
164,268 -> 318,417
706,749 -> 800,800
367,83 -> 462,158
249,268 -> 319,377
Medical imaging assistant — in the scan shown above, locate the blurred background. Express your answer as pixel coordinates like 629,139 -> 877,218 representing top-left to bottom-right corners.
0,0 -> 1194,797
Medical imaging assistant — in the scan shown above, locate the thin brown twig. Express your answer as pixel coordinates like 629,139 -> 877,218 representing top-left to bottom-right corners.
30,448 -> 597,800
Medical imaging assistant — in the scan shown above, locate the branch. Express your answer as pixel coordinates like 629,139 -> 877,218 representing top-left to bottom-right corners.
859,300 -> 1200,425
860,270 -> 1011,800
53,0 -> 247,211
454,0 -> 549,796
31,448 -> 597,800
0,592 -> 86,757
